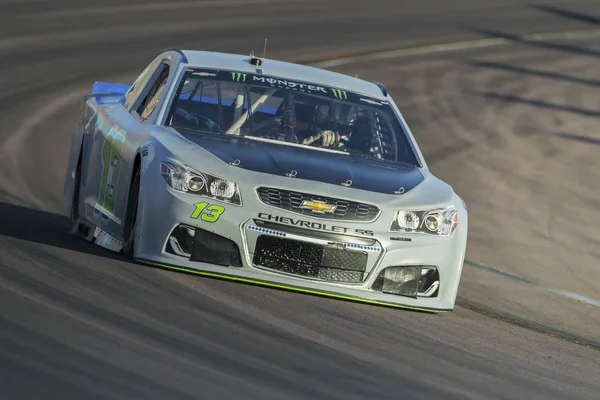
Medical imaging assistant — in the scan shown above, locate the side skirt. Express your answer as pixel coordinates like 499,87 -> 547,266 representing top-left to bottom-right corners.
70,217 -> 123,252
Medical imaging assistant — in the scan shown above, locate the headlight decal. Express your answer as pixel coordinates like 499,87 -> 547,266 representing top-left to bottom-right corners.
161,160 -> 242,205
160,161 -> 187,192
396,210 -> 420,230
390,206 -> 458,236
209,179 -> 237,199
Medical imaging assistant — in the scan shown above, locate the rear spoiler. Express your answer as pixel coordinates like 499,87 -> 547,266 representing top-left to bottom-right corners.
92,82 -> 131,95
90,82 -> 131,104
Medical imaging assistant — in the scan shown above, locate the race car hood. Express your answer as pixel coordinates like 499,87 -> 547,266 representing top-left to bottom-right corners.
180,132 -> 424,195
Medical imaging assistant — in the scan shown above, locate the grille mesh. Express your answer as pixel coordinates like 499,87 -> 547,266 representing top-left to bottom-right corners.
256,187 -> 380,221
253,235 -> 367,283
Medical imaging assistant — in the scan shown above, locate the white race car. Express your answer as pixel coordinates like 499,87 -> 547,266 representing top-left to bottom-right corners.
64,48 -> 468,312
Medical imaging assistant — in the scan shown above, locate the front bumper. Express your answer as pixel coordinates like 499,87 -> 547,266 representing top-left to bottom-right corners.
135,169 -> 467,312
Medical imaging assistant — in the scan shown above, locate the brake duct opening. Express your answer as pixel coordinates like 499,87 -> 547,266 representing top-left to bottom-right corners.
165,224 -> 243,267
371,266 -> 440,298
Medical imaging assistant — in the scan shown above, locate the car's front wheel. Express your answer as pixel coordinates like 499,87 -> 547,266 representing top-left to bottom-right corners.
70,152 -> 83,225
122,167 -> 140,259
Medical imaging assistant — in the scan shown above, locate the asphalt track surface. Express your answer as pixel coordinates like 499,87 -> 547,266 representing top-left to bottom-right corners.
1,0 -> 600,399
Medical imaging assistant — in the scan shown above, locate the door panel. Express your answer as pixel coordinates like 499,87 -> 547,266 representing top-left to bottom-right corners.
78,58 -> 171,239
80,104 -> 124,231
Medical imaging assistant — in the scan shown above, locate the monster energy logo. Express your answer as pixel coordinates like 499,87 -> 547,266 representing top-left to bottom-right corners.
331,89 -> 347,99
252,75 -> 328,93
231,72 -> 247,82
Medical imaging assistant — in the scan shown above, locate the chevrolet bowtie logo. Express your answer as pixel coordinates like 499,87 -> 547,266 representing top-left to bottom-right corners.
300,200 -> 337,214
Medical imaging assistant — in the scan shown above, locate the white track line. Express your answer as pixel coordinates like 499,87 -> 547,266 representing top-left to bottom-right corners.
310,28 -> 600,68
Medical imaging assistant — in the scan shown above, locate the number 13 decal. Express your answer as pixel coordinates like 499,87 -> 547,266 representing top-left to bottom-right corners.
191,202 -> 225,223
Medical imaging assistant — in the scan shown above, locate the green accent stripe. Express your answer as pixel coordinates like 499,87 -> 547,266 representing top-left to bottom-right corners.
136,258 -> 448,313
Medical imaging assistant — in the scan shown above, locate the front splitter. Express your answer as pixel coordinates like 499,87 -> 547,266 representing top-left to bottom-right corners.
136,258 -> 450,313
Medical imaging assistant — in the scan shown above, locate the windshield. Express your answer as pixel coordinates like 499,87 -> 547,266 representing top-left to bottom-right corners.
166,68 -> 420,166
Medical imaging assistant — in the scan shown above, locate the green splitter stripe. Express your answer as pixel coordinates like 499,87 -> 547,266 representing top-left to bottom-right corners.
136,259 -> 447,313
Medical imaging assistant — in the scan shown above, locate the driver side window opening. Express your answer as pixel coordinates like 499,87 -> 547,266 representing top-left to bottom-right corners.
124,59 -> 162,109
134,63 -> 170,121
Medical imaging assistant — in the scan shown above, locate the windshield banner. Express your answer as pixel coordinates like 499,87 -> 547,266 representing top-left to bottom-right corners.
187,68 -> 385,106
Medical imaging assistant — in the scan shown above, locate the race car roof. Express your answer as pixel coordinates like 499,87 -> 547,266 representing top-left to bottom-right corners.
180,50 -> 387,101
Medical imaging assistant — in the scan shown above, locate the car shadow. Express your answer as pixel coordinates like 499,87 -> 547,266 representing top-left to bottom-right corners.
0,202 -> 123,260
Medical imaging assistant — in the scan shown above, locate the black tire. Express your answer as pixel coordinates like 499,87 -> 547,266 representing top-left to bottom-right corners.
70,153 -> 83,224
122,167 -> 140,259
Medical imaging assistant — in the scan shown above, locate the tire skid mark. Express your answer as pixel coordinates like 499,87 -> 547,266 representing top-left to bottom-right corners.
457,300 -> 600,352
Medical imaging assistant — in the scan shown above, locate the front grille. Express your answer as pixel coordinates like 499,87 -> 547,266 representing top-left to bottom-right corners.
256,187 -> 380,221
253,235 -> 367,283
